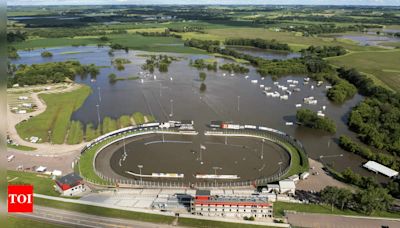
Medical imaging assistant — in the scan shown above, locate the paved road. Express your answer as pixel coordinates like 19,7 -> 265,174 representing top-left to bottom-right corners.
287,212 -> 400,228
15,206 -> 178,228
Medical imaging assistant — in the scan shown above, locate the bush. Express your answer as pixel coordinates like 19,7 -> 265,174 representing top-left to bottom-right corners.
296,109 -> 336,133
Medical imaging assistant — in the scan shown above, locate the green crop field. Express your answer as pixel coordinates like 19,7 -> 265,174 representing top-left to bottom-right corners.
205,28 -> 384,52
12,33 -> 206,54
327,49 -> 400,91
16,85 -> 91,144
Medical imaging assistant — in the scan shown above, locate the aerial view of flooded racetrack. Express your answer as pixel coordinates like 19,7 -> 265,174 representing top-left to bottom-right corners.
96,134 -> 290,184
13,45 -> 377,181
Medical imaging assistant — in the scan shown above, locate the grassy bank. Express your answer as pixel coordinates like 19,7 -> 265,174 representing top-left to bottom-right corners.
16,85 -> 91,144
35,197 -> 175,224
280,142 -> 309,177
273,201 -> 400,219
327,49 -> 400,91
7,170 -> 60,196
7,144 -> 36,151
7,216 -> 67,228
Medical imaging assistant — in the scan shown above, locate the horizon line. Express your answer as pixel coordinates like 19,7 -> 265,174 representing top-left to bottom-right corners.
7,4 -> 400,7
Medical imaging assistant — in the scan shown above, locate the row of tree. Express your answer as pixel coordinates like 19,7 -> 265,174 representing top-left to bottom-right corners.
340,167 -> 399,200
141,55 -> 177,73
225,38 -> 291,51
282,24 -> 378,36
8,61 -> 99,87
189,59 -> 218,71
339,135 -> 400,170
219,63 -> 249,74
7,31 -> 27,43
320,185 -> 393,215
301,45 -> 347,58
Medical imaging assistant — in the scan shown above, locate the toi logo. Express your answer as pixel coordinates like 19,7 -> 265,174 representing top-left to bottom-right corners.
8,185 -> 34,213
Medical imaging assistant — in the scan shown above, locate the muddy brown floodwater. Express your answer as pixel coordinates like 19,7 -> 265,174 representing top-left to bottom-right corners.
12,46 -> 387,182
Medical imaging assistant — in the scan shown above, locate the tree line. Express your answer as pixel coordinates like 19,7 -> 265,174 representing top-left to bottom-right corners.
337,68 -> 400,155
281,24 -> 380,36
225,38 -> 291,51
320,185 -> 393,215
189,59 -> 218,71
339,135 -> 399,170
340,167 -> 400,200
8,61 -> 99,87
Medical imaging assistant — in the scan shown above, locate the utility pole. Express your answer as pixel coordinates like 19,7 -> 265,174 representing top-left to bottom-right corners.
213,167 -> 222,186
98,87 -> 101,102
96,104 -> 101,126
237,95 -> 240,112
169,99 -> 174,117
261,139 -> 265,160
138,165 -> 143,186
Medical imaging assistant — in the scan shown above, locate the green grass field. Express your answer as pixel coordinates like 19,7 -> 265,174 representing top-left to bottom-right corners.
7,216 -> 67,228
7,170 -> 60,196
16,85 -> 91,144
273,201 -> 400,219
204,28 -> 384,52
327,49 -> 400,91
66,121 -> 84,144
12,34 -> 206,54
281,142 -> 309,177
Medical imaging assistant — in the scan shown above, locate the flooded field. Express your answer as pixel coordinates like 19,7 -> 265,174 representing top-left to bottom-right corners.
339,34 -> 400,46
13,46 -> 383,181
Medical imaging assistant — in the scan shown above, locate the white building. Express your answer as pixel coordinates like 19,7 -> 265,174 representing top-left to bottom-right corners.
279,179 -> 296,195
363,161 -> 399,178
191,190 -> 273,220
55,173 -> 86,196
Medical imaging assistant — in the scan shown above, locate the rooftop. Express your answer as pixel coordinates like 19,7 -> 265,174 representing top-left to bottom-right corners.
363,161 -> 399,178
57,172 -> 83,186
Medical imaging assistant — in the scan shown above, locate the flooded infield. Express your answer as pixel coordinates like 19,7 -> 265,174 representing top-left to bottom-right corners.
97,133 -> 290,184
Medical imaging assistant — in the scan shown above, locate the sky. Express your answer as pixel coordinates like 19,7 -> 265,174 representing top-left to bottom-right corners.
7,0 -> 400,6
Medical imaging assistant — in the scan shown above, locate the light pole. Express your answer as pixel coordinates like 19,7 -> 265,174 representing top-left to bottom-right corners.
319,154 -> 343,162
159,83 -> 162,97
169,99 -> 174,117
123,136 -> 127,156
237,95 -> 240,112
138,164 -> 143,185
96,104 -> 101,126
278,161 -> 283,175
98,87 -> 101,102
261,139 -> 265,160
212,167 -> 222,186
